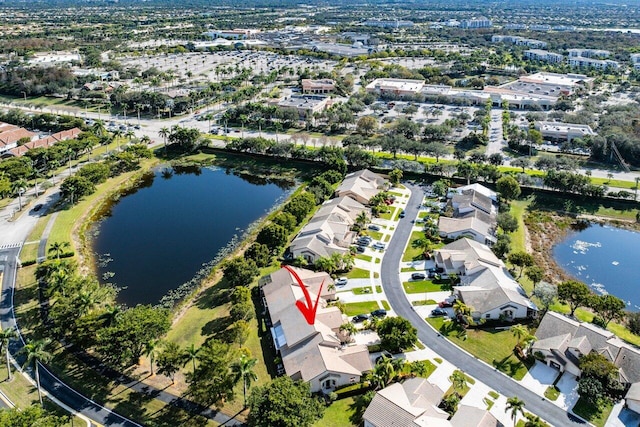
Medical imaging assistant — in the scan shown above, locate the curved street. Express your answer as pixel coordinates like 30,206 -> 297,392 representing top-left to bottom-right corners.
380,182 -> 586,427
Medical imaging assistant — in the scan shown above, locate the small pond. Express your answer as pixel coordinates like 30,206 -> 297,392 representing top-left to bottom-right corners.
553,223 -> 640,311
91,165 -> 293,306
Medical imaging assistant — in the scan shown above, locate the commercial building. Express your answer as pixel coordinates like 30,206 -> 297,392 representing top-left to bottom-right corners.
362,20 -> 414,28
203,29 -> 256,40
277,95 -> 329,118
534,121 -> 596,143
27,51 -> 81,66
459,16 -> 492,29
524,49 -> 564,63
301,79 -> 336,94
365,78 -> 425,98
261,267 -> 372,393
631,53 -> 640,70
530,24 -> 552,31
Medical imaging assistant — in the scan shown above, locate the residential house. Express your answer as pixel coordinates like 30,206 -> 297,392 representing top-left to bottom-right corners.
434,238 -> 537,321
626,383 -> 640,414
7,128 -> 82,157
439,185 -> 497,245
631,53 -> 640,70
532,311 -> 640,387
363,377 -> 501,427
335,169 -> 386,205
0,122 -> 37,156
261,266 -> 371,393
289,196 -> 367,263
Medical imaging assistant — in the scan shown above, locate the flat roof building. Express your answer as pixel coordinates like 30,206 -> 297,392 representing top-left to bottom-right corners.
301,79 -> 335,94
534,121 -> 596,143
524,49 -> 564,63
278,95 -> 329,117
366,78 -> 425,98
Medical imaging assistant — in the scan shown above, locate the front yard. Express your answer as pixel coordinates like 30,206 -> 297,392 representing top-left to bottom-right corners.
427,318 -> 532,380
402,280 -> 444,294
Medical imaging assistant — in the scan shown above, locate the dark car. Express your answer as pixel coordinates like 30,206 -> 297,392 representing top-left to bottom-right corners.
352,314 -> 369,323
428,267 -> 445,274
411,272 -> 426,280
368,224 -> 381,231
356,245 -> 366,253
399,210 -> 405,218
438,301 -> 454,308
32,204 -> 43,212
431,307 -> 448,317
371,309 -> 387,318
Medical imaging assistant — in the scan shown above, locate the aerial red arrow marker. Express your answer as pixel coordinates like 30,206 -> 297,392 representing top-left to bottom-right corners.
282,265 -> 324,325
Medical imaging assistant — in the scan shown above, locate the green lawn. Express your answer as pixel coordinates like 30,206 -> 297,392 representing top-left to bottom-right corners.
402,230 -> 426,262
379,207 -> 398,221
343,301 -> 381,316
544,386 -> 560,401
346,268 -> 370,279
356,254 -> 373,262
381,300 -> 391,310
364,230 -> 383,240
402,280 -> 442,294
314,397 -> 358,426
427,318 -> 532,380
572,397 -> 613,427
352,287 -> 373,295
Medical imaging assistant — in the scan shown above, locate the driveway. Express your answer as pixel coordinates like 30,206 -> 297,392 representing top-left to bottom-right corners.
379,182 -> 586,426
520,361 -> 559,396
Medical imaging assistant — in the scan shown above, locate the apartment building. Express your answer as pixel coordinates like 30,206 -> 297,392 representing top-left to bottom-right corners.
524,49 -> 564,63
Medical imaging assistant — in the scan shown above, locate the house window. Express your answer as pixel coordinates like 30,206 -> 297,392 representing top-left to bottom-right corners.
485,314 -> 491,319
322,379 -> 337,390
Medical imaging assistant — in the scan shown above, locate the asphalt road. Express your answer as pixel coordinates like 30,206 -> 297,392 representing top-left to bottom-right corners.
379,183 -> 586,427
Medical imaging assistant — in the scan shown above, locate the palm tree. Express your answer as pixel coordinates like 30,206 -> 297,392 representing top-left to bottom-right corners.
505,396 -> 525,426
411,238 -> 432,259
145,339 -> 159,376
449,370 -> 467,394
0,327 -> 17,381
231,354 -> 258,408
355,211 -> 369,228
140,135 -> 151,145
511,324 -> 529,350
47,268 -> 70,298
99,304 -> 121,327
453,300 -> 473,328
48,241 -> 70,260
158,127 -> 170,152
182,343 -> 199,374
91,120 -> 107,138
11,178 -> 27,211
20,338 -> 53,406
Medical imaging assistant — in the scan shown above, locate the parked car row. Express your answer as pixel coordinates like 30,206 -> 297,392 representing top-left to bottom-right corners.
352,308 -> 387,323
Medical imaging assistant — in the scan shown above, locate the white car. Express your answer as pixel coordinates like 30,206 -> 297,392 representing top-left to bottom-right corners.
372,242 -> 386,250
335,278 -> 348,286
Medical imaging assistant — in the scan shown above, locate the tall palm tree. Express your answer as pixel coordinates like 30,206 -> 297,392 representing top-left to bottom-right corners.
355,211 -> 369,228
11,178 -> 27,211
231,354 -> 258,408
48,241 -> 70,260
158,127 -> 169,152
511,324 -> 529,349
0,327 -> 17,380
182,343 -> 199,374
145,339 -> 159,376
91,120 -> 107,138
20,338 -> 53,406
99,304 -> 121,327
47,268 -> 70,298
505,396 -> 525,426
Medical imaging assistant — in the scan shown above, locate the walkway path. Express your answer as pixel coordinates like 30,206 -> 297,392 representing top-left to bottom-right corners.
379,182 -> 586,427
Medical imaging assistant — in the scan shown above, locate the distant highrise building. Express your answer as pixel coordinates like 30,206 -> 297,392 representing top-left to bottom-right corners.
460,16 -> 492,29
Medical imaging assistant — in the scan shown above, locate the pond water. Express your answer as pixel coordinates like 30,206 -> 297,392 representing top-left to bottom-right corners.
553,224 -> 640,311
91,165 -> 293,306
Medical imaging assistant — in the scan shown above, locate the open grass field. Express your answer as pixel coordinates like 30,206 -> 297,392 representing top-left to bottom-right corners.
427,318 -> 531,380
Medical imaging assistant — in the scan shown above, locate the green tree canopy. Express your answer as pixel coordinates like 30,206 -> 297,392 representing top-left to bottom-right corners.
496,175 -> 521,201
377,316 -> 418,353
247,376 -> 324,427
223,257 -> 259,287
558,280 -> 592,317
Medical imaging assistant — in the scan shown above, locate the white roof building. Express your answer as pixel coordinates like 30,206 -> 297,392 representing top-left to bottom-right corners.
534,121 -> 596,143
366,78 -> 425,98
524,49 -> 564,63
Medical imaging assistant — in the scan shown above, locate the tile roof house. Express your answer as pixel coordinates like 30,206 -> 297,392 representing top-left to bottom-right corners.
363,378 -> 501,427
434,239 -> 537,321
335,169 -> 387,205
0,122 -> 37,156
532,311 -> 640,389
288,196 -> 367,263
439,184 -> 497,245
261,266 -> 372,393
6,127 -> 82,157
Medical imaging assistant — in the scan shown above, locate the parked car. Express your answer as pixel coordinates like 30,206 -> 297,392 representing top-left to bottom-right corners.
357,237 -> 371,246
352,314 -> 369,323
428,267 -> 445,274
335,277 -> 348,286
371,309 -> 387,318
438,300 -> 454,308
431,307 -> 448,317
372,242 -> 386,250
368,224 -> 381,231
32,204 -> 43,212
399,210 -> 406,218
411,272 -> 426,280
355,245 -> 366,253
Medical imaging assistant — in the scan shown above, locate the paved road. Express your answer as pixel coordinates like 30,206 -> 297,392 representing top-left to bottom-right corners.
379,183 -> 586,427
